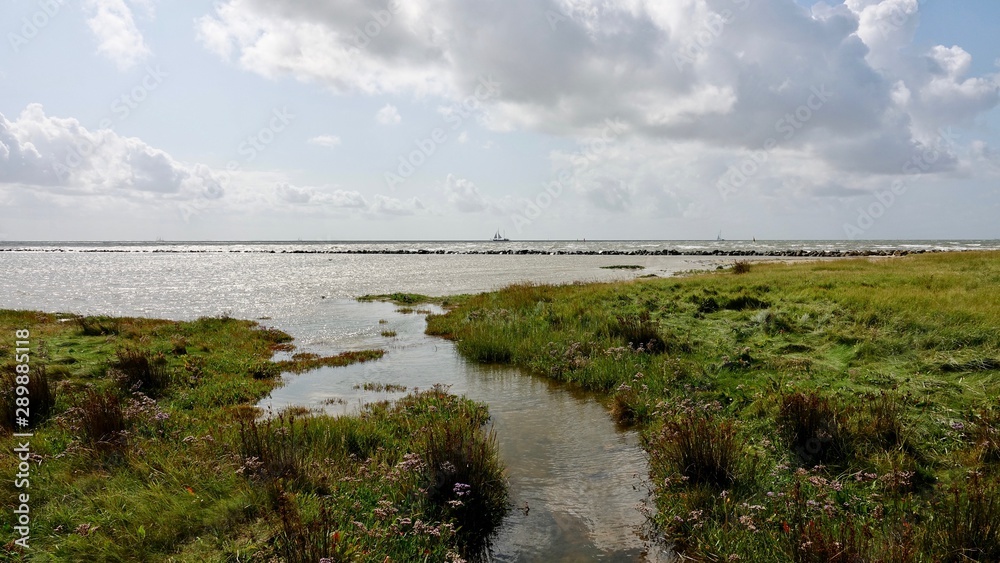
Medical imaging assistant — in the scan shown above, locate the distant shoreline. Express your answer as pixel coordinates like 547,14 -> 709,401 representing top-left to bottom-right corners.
0,246 -> 976,257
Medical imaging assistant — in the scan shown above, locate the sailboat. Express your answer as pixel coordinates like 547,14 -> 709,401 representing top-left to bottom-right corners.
716,230 -> 725,241
491,229 -> 510,242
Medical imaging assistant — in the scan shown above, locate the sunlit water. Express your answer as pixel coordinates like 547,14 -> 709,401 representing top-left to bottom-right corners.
3,239 -> 999,254
2,250 -> 732,560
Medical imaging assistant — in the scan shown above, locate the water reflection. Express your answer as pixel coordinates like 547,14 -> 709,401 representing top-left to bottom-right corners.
262,301 -> 673,561
470,366 -> 647,561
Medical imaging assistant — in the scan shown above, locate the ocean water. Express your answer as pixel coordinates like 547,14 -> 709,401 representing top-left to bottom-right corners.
2,239 -> 999,254
0,250 -> 767,325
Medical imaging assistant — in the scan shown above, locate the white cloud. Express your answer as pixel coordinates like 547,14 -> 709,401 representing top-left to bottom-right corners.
848,0 -> 920,71
275,183 -> 317,205
584,177 -> 633,212
375,104 -> 401,126
189,0 -> 1000,237
84,0 -> 151,70
195,0 -> 999,188
444,174 -> 488,213
440,174 -> 523,215
308,134 -> 342,148
275,183 -> 367,208
272,183 -> 426,217
0,104 -> 221,200
195,0 -> 452,95
370,193 -> 422,216
970,141 -> 1000,176
0,103 -> 446,233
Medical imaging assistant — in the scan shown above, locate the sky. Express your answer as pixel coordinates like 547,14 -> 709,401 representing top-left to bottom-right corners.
0,0 -> 998,241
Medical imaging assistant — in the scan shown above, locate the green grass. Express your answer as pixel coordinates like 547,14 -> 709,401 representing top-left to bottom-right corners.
358,293 -> 437,305
426,252 -> 1000,561
357,293 -> 465,309
353,382 -> 407,392
275,350 -> 385,374
0,311 -> 506,561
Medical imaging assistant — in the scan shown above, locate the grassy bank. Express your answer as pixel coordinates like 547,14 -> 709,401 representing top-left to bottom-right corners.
426,251 -> 1000,561
0,312 -> 506,562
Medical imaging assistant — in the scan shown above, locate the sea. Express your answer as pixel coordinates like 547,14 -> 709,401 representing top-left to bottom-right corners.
3,239 -> 998,255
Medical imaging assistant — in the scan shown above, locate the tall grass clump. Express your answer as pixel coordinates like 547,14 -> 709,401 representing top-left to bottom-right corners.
784,480 -> 877,563
648,404 -> 743,489
170,335 -> 188,355
420,404 -> 508,555
75,315 -> 121,336
926,473 -> 1000,561
273,489 -> 354,563
76,389 -> 128,454
609,312 -> 666,353
858,391 -> 908,451
971,408 -> 1000,465
457,328 -> 514,363
236,413 -> 306,484
732,260 -> 752,274
248,360 -> 280,380
0,364 -> 56,431
110,347 -> 171,395
778,392 -> 851,466
611,383 -> 643,425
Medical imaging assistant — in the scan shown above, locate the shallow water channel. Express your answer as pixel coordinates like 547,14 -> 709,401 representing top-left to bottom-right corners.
262,300 -> 674,561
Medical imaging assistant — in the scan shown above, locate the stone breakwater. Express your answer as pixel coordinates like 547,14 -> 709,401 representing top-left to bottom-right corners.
1,248 -> 948,257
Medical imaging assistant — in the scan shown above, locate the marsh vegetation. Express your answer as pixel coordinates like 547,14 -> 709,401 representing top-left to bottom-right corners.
0,311 -> 506,561
426,251 -> 1000,561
